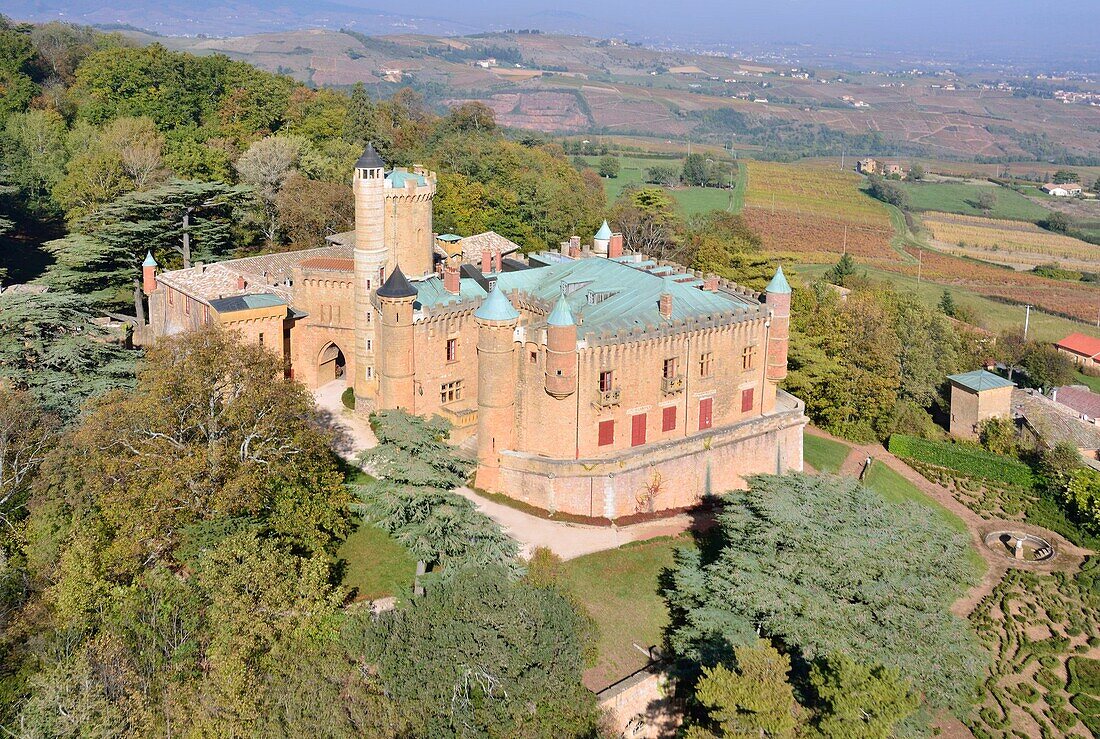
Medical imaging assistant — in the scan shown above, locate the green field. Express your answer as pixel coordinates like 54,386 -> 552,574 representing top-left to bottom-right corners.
804,433 -> 851,473
1075,371 -> 1100,393
560,535 -> 692,689
337,518 -> 417,602
898,181 -> 1050,222
794,262 -> 1099,344
583,155 -> 744,215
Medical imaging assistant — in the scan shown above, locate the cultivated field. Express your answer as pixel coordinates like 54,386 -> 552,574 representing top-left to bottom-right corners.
584,155 -> 744,215
900,181 -> 1051,222
923,213 -> 1100,271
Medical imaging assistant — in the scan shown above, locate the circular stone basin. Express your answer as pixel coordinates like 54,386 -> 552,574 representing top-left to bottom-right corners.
983,531 -> 1055,563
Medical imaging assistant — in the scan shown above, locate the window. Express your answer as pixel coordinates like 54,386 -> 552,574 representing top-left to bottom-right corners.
168,289 -> 174,306
366,339 -> 372,351
598,420 -> 615,446
699,398 -> 713,430
699,351 -> 713,378
742,345 -> 757,371
366,366 -> 372,378
529,350 -> 538,363
258,332 -> 264,347
184,299 -> 190,315
663,357 -> 678,379
631,413 -> 647,447
446,338 -> 458,362
741,387 -> 754,413
599,370 -> 614,392
662,406 -> 677,432
440,380 -> 463,404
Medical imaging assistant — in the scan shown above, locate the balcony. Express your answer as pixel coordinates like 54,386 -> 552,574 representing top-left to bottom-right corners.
595,387 -> 622,409
437,405 -> 478,430
662,374 -> 685,395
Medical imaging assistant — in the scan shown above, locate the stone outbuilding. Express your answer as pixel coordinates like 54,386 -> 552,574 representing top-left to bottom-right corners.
948,369 -> 1014,440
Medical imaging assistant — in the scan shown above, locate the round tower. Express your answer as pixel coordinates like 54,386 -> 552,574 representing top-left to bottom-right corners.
544,294 -> 577,399
474,285 -> 519,491
383,166 -> 437,280
376,266 -> 418,411
353,143 -> 388,405
763,265 -> 791,413
593,220 -> 611,256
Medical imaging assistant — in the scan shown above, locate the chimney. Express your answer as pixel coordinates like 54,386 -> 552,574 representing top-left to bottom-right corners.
659,291 -> 673,319
444,264 -> 460,294
703,275 -> 719,291
560,241 -> 570,255
608,232 -> 624,259
481,247 -> 492,274
494,249 -> 502,273
236,275 -> 247,290
569,235 -> 581,257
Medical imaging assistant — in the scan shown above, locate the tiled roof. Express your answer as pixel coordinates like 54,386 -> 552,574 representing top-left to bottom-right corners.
1013,388 -> 1100,450
1055,333 -> 1100,359
459,231 -> 522,261
948,369 -> 1015,392
299,257 -> 354,272
1053,385 -> 1100,420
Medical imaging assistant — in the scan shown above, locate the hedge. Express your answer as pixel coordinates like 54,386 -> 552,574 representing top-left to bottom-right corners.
888,434 -> 1034,487
1068,656 -> 1100,695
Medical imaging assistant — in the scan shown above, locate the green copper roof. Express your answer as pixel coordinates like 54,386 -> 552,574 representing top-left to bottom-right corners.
546,294 -> 575,326
765,265 -> 791,294
142,250 -> 157,267
594,220 -> 612,240
386,169 -> 428,188
209,293 -> 286,313
475,284 -> 519,322
437,233 -> 463,242
948,369 -> 1015,393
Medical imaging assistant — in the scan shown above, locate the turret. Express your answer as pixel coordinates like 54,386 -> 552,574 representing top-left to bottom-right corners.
383,165 -> 437,279
142,251 -> 158,295
376,266 -> 417,411
762,265 -> 791,414
353,143 -> 387,405
544,294 -> 577,399
593,220 -> 611,255
474,284 -> 519,491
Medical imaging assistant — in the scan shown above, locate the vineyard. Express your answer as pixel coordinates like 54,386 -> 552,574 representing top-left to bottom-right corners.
741,207 -> 897,263
743,160 -> 893,225
923,214 -> 1100,271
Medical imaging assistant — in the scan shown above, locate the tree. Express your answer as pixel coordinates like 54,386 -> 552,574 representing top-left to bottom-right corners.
1020,342 -> 1075,389
0,290 -> 134,417
978,417 -> 1017,456
647,164 -> 680,187
808,653 -> 918,739
372,566 -> 598,737
598,155 -> 620,179
865,176 -> 909,209
976,189 -> 996,213
825,253 -> 856,286
1063,468 -> 1100,534
1044,211 -> 1070,233
664,474 -> 986,711
687,642 -> 799,739
235,134 -> 309,244
938,289 -> 957,316
4,108 -> 67,207
1052,169 -> 1079,185
611,186 -> 683,260
275,172 -> 353,247
0,389 -> 58,553
682,153 -> 711,187
908,164 -> 925,181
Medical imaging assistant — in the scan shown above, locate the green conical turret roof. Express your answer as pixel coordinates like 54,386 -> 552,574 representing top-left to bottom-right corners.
594,220 -> 612,240
475,283 -> 519,321
546,294 -> 574,326
142,250 -> 158,267
765,265 -> 791,294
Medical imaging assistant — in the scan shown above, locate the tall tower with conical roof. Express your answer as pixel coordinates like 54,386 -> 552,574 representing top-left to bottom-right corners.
474,285 -> 519,490
762,265 -> 791,414
353,143 -> 387,405
544,293 -> 577,399
376,266 -> 418,411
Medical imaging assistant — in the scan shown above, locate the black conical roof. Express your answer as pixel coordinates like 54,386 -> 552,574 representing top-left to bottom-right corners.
377,265 -> 417,299
356,142 -> 385,169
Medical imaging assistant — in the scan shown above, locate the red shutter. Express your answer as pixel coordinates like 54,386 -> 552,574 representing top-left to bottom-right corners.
699,398 -> 713,430
662,405 -> 677,431
741,387 -> 754,413
631,413 -> 647,447
598,420 -> 615,447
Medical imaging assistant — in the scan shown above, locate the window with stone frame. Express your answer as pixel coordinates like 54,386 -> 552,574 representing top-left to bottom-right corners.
742,345 -> 757,371
699,351 -> 713,378
599,370 -> 614,392
440,380 -> 463,404
663,357 -> 678,379
446,338 -> 458,362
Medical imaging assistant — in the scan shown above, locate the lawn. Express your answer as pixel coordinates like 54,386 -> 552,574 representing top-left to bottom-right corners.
1075,371 -> 1100,393
864,464 -> 967,534
583,155 -> 743,215
793,262 -> 1100,344
559,535 -> 693,690
899,181 -> 1050,222
804,432 -> 850,474
337,517 -> 417,602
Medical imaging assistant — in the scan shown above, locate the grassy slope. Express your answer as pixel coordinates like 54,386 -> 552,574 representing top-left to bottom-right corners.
560,535 -> 692,690
337,517 -> 417,601
793,262 -> 1098,344
584,155 -> 744,215
804,433 -> 850,473
899,181 -> 1050,222
1075,371 -> 1100,393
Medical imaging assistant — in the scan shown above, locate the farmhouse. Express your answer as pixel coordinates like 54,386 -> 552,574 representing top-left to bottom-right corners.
1041,183 -> 1082,197
1054,332 -> 1100,371
856,158 -> 878,175
144,145 -> 806,519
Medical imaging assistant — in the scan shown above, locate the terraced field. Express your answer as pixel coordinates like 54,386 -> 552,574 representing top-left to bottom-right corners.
923,213 -> 1100,271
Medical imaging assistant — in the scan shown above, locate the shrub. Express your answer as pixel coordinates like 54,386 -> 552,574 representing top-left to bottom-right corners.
1067,656 -> 1100,695
341,386 -> 355,409
888,434 -> 1034,487
1071,692 -> 1100,717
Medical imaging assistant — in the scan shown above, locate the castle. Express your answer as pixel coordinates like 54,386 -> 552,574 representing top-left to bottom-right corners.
145,145 -> 807,519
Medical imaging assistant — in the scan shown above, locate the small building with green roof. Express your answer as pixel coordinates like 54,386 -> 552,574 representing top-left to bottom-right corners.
947,369 -> 1015,440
